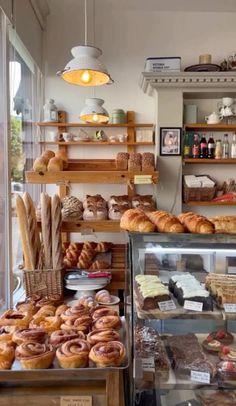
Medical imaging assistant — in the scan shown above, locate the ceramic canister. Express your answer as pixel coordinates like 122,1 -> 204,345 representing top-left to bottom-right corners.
183,104 -> 198,124
110,109 -> 126,124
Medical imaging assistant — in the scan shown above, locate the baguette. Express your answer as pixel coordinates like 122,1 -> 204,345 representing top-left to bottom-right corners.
51,194 -> 63,270
23,192 -> 41,269
40,193 -> 52,268
15,195 -> 35,270
120,208 -> 156,232
146,210 -> 184,233
178,212 -> 215,234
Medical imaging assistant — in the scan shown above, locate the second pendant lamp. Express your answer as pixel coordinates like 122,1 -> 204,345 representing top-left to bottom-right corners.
80,98 -> 109,123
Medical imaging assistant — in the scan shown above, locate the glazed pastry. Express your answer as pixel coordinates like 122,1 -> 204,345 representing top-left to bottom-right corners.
92,315 -> 121,331
91,306 -> 118,321
34,305 -> 56,318
16,342 -> 55,369
0,327 -> 13,343
219,345 -> 236,362
29,315 -> 61,335
120,208 -> 156,232
87,329 -> 120,346
83,195 -> 106,209
83,205 -> 108,220
89,341 -> 126,367
95,290 -> 112,304
202,338 -> 222,353
56,338 -> 91,368
36,294 -> 63,308
95,242 -> 113,253
89,260 -> 110,270
12,328 -> 47,345
108,204 -> 129,220
77,296 -> 97,309
55,304 -> 69,317
61,315 -> 92,333
60,304 -> 90,321
0,310 -> 31,329
206,330 -> 234,345
49,330 -> 85,348
0,342 -> 15,369
108,195 -> 129,209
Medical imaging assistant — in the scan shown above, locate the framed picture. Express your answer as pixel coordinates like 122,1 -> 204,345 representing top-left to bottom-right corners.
160,127 -> 182,156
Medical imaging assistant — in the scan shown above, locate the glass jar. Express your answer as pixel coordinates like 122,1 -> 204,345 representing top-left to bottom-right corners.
110,109 -> 126,124
43,98 -> 58,122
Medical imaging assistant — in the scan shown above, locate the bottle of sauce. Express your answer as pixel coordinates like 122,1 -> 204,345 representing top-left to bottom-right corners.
207,134 -> 215,158
199,134 -> 207,158
222,133 -> 229,159
183,133 -> 190,158
231,133 -> 236,158
215,140 -> 222,159
192,133 -> 200,158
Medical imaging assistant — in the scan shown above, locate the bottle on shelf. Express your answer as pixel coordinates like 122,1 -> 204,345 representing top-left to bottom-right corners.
231,132 -> 236,158
215,139 -> 222,159
207,134 -> 215,159
222,133 -> 229,159
192,133 -> 200,158
183,132 -> 190,158
199,134 -> 207,158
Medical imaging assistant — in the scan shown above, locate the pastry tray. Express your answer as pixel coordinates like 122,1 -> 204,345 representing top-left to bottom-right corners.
0,317 -> 129,382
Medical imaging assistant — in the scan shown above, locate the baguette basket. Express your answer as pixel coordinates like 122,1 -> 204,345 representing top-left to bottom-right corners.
23,268 -> 64,298
183,175 -> 216,203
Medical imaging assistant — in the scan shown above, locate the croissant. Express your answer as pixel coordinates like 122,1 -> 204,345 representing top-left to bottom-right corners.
95,242 -> 113,253
178,212 -> 215,234
78,249 -> 95,262
66,250 -> 78,262
83,241 -> 97,251
77,258 -> 92,269
146,210 -> 184,233
120,209 -> 156,232
90,260 -> 110,270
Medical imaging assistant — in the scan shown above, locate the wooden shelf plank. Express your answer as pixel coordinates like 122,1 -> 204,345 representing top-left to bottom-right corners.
185,123 -> 236,131
184,201 -> 236,206
60,220 -> 121,232
183,158 -> 236,164
37,122 -> 154,128
38,141 -> 154,146
26,170 -> 159,184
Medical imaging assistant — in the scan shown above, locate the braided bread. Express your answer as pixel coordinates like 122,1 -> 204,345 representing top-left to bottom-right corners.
90,260 -> 110,270
95,242 -> 113,253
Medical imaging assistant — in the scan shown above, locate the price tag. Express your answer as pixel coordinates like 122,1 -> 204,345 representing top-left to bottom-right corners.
224,304 -> 236,313
60,397 -> 92,406
134,175 -> 152,184
190,370 -> 210,384
141,357 -> 155,372
80,228 -> 95,236
158,300 -> 176,311
184,300 -> 203,312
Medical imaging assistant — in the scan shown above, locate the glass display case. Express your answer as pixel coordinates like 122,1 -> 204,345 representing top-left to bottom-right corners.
128,232 -> 236,406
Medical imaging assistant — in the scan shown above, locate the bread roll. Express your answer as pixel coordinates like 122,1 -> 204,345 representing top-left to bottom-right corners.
48,157 -> 63,172
55,150 -> 68,169
146,210 -> 184,233
120,208 -> 156,232
42,150 -> 55,160
210,215 -> 236,234
178,212 -> 215,234
33,157 -> 48,172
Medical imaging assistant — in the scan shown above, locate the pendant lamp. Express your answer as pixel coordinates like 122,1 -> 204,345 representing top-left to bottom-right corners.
80,98 -> 109,123
57,0 -> 111,86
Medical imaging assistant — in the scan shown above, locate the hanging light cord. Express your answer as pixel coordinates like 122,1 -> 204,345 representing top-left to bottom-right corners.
84,0 -> 88,45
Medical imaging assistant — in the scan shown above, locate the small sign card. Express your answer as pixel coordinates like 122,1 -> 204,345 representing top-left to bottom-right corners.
134,175 -> 152,184
61,397 -> 92,406
158,300 -> 176,311
224,304 -> 236,313
141,357 -> 155,373
190,370 -> 210,384
184,300 -> 203,312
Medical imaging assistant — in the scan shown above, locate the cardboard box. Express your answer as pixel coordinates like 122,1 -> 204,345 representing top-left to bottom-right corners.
145,57 -> 181,72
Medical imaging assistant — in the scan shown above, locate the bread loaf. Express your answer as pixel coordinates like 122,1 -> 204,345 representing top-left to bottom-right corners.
33,157 -> 48,172
15,195 -> 35,270
128,153 -> 141,171
120,208 -> 156,232
116,153 -> 129,170
146,210 -> 184,233
40,193 -> 52,268
51,194 -> 63,270
48,157 -> 63,172
42,150 -> 55,160
210,215 -> 236,234
23,192 -> 41,269
142,152 -> 155,171
55,150 -> 68,169
178,212 -> 215,234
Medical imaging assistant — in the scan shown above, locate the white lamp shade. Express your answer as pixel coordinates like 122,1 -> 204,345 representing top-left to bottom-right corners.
59,46 -> 110,86
80,98 -> 109,123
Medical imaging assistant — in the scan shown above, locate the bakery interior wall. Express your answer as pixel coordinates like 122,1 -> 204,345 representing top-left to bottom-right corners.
42,0 -> 236,241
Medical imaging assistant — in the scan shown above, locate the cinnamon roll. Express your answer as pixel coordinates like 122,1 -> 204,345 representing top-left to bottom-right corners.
12,328 -> 47,346
95,290 -> 112,304
55,304 -> 69,317
50,330 -> 85,348
0,342 -> 15,369
77,296 -> 97,309
0,310 -> 31,329
61,315 -> 92,333
29,315 -> 61,335
87,329 -> 120,346
61,304 -> 90,321
34,305 -> 56,318
56,338 -> 91,368
0,327 -> 13,343
91,306 -> 118,321
89,341 -> 126,367
92,315 -> 121,331
16,342 -> 55,369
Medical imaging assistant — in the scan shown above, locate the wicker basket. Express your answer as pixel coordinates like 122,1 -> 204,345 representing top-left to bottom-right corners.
23,268 -> 64,298
183,175 -> 216,203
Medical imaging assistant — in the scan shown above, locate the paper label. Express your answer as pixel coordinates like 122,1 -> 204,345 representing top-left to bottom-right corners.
190,370 -> 210,384
141,357 -> 155,372
224,304 -> 236,313
184,300 -> 203,312
134,175 -> 152,184
158,300 -> 176,311
60,397 -> 92,406
80,228 -> 94,236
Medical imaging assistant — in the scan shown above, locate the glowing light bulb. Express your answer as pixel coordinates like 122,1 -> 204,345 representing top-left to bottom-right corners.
92,114 -> 99,122
80,70 -> 92,84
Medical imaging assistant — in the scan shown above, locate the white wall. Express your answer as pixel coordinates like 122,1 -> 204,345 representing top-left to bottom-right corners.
43,0 -> 236,233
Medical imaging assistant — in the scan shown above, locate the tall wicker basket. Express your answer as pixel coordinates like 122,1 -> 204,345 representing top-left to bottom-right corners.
23,268 -> 64,298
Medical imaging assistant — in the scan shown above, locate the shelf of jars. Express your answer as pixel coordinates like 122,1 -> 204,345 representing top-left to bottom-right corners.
37,122 -> 154,128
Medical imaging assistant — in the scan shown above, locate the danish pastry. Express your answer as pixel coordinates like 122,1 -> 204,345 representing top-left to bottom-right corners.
89,341 -> 126,367
49,329 -> 85,348
0,342 -> 15,369
92,315 -> 121,330
16,342 -> 55,369
12,328 -> 47,345
56,338 -> 91,368
61,315 -> 92,333
0,310 -> 31,329
87,329 -> 120,346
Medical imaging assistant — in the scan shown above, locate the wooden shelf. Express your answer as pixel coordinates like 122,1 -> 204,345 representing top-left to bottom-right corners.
37,122 -> 154,128
184,201 -> 236,206
54,220 -> 121,232
39,141 -> 154,146
185,123 -> 236,131
183,158 -> 236,164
